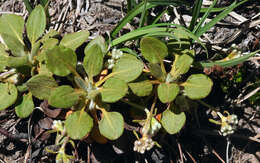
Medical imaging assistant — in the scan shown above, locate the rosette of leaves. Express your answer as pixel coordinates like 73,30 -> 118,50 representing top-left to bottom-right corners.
31,34 -> 143,141
0,5 -> 90,119
139,36 -> 213,134
0,5 -> 48,116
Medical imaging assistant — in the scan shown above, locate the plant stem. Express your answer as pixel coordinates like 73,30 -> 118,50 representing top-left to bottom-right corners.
226,138 -> 230,163
120,99 -> 146,111
197,100 -> 217,112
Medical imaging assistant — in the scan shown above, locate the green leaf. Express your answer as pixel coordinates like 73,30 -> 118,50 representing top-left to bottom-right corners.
128,80 -> 153,97
15,92 -> 34,118
99,111 -> 124,140
189,0 -> 203,31
111,2 -> 156,38
41,38 -> 59,51
0,83 -> 18,111
65,110 -> 93,140
0,45 -> 9,71
140,37 -> 168,64
193,0 -> 217,34
84,36 -> 107,56
60,30 -> 89,51
0,14 -> 24,45
1,34 -> 25,57
183,74 -> 213,99
26,5 -> 46,44
31,41 -> 41,58
161,107 -> 186,134
199,49 -> 260,68
112,54 -> 143,82
111,24 -> 206,53
45,46 -> 77,76
195,0 -> 248,37
26,74 -> 58,100
49,85 -> 80,108
111,1 -> 187,38
101,78 -> 128,103
148,63 -> 165,81
7,56 -> 30,68
170,53 -> 194,79
40,29 -> 59,43
83,44 -> 103,79
157,83 -> 179,103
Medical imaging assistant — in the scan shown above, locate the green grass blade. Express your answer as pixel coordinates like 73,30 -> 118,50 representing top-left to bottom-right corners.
189,0 -> 203,31
193,0 -> 217,34
199,50 -> 260,68
144,31 -> 177,38
139,0 -> 148,28
111,2 -> 157,38
200,7 -> 227,13
127,0 -> 137,13
148,0 -> 190,6
152,9 -> 168,25
196,0 -> 248,37
111,23 -> 207,54
111,0 -> 189,38
120,48 -> 139,58
23,0 -> 33,13
40,0 -> 49,6
111,27 -> 171,46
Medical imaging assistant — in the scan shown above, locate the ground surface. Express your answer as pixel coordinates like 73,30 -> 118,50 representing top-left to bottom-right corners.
0,0 -> 260,162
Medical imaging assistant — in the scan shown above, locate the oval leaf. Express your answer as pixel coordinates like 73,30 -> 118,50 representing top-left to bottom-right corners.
0,83 -> 18,111
128,80 -> 153,97
60,30 -> 89,51
170,53 -> 194,80
49,85 -> 80,108
148,63 -> 166,81
99,111 -> 124,140
26,5 -> 46,44
65,111 -> 93,140
45,46 -> 77,76
161,108 -> 186,134
0,14 -> 24,45
1,33 -> 25,57
15,92 -> 34,118
140,37 -> 168,64
101,78 -> 128,103
112,54 -> 143,82
183,74 -> 213,99
26,74 -> 58,100
84,36 -> 107,56
158,83 -> 179,103
7,56 -> 30,68
83,44 -> 103,79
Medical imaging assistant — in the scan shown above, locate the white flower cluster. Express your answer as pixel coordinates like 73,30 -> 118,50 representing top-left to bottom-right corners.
230,44 -> 242,58
133,136 -> 155,154
52,120 -> 64,133
112,48 -> 123,59
107,49 -> 123,69
220,114 -> 238,136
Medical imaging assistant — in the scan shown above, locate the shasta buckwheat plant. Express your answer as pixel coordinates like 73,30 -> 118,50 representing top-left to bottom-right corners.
0,0 -> 259,161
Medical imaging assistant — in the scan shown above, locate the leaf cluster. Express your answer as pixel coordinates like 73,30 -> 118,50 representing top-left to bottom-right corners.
0,0 -> 257,155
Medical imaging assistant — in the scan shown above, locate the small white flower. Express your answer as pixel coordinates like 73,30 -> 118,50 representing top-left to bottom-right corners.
52,120 -> 64,132
112,49 -> 123,59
